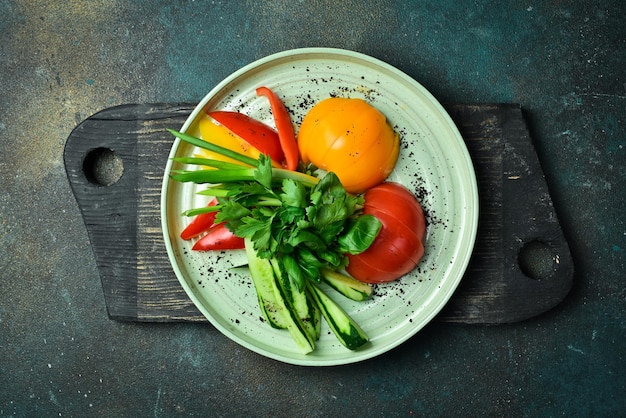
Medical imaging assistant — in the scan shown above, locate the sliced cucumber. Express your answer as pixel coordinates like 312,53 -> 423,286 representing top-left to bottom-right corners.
321,268 -> 373,301
245,239 -> 315,354
244,239 -> 288,329
270,259 -> 320,342
269,274 -> 316,354
307,281 -> 369,350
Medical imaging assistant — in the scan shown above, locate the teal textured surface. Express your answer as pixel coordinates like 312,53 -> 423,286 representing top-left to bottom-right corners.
1,1 -> 624,416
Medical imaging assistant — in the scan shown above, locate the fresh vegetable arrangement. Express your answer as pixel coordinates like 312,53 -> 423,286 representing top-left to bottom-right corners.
168,86 -> 426,353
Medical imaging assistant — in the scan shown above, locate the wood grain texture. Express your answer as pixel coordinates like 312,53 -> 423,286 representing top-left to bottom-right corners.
442,104 -> 574,323
64,104 -> 204,321
64,103 -> 574,324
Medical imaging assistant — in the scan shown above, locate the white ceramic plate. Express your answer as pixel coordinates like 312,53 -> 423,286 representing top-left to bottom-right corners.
161,48 -> 478,366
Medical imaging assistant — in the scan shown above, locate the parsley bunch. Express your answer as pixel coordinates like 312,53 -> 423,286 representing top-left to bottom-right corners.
217,156 -> 381,290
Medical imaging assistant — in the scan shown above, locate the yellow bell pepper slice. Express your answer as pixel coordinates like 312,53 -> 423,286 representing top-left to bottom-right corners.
195,118 -> 282,168
195,118 -> 261,167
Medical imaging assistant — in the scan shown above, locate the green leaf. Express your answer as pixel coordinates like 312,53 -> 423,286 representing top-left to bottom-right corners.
318,250 -> 345,268
343,193 -> 363,215
311,204 -> 348,229
240,182 -> 274,198
254,154 -> 273,189
296,248 -> 323,282
317,221 -> 346,245
278,206 -> 305,225
314,172 -> 346,205
309,190 -> 322,206
286,229 -> 327,250
233,216 -> 267,238
280,179 -> 307,208
215,201 -> 252,223
337,214 -> 382,254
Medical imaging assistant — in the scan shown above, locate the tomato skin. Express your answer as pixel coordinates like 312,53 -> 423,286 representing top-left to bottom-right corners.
346,183 -> 426,283
192,223 -> 245,251
297,98 -> 399,194
362,185 -> 426,240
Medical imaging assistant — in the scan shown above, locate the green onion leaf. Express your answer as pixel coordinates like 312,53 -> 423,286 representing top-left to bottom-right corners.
167,129 -> 259,167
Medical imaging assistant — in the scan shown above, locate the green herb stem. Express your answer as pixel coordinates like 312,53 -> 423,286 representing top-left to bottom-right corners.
172,156 -> 250,170
167,128 -> 259,167
271,168 -> 319,187
181,205 -> 222,217
257,197 -> 283,207
168,128 -> 319,187
170,169 -> 257,184
170,167 -> 319,187
196,188 -> 232,197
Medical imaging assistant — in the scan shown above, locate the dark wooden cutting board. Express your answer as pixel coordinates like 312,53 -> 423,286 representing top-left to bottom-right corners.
63,103 -> 574,324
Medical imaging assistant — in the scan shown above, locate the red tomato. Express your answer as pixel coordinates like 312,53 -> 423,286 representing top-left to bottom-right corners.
346,183 -> 426,283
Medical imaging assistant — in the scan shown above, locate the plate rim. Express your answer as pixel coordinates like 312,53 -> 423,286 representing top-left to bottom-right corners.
160,47 -> 479,366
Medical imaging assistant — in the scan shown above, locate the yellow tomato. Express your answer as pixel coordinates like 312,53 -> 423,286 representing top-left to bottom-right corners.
297,98 -> 399,194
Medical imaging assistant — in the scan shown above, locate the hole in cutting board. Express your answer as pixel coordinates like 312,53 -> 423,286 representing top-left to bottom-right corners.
518,240 -> 557,280
83,147 -> 124,186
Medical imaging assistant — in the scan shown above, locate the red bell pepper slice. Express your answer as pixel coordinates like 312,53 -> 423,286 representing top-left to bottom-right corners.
191,223 -> 245,251
206,111 -> 285,164
255,86 -> 299,171
180,199 -> 219,240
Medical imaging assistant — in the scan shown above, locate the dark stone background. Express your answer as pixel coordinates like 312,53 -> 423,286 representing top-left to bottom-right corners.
1,1 -> 624,416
